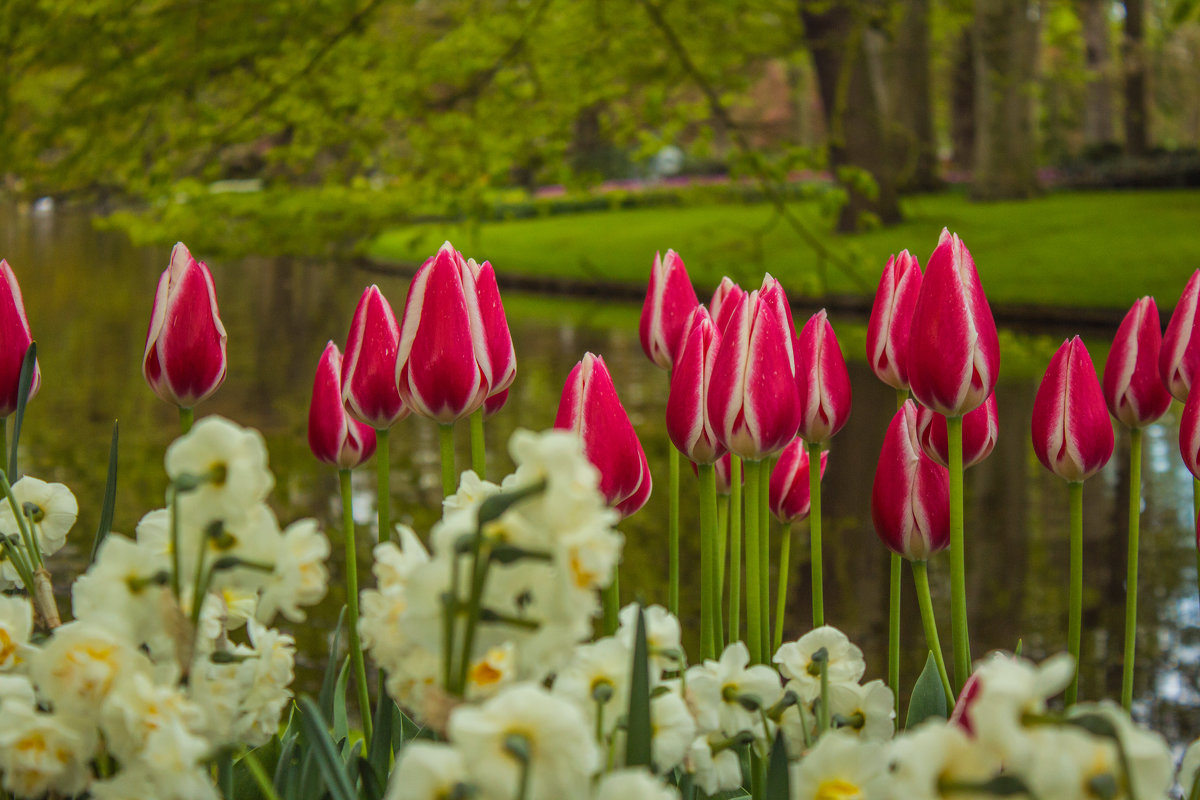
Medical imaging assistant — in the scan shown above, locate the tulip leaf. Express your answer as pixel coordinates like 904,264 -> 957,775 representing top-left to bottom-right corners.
367,683 -> 395,786
625,604 -> 653,768
357,755 -> 385,800
905,652 -> 949,728
764,730 -> 791,800
232,736 -> 281,800
8,342 -> 36,479
318,607 -> 348,725
89,421 -> 119,563
298,695 -> 359,800
333,657 -> 350,747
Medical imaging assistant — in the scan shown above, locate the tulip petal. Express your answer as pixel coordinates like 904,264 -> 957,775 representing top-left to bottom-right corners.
0,260 -> 38,416
1032,337 -> 1114,482
1103,296 -> 1171,428
342,285 -> 408,429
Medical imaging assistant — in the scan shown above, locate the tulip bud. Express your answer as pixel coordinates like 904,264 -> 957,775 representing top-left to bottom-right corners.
908,230 -> 1000,417
710,277 -> 746,335
1031,337 -> 1114,482
712,452 -> 738,495
871,401 -> 950,560
795,309 -> 852,444
1103,296 -> 1172,428
395,242 -> 492,423
769,439 -> 828,524
866,250 -> 922,390
341,285 -> 408,429
666,307 -> 726,464
914,392 -> 999,469
468,258 -> 517,400
0,260 -> 40,417
554,353 -> 651,516
309,342 -> 376,469
142,243 -> 227,409
1160,270 -> 1200,402
483,387 -> 509,419
639,250 -> 700,371
706,276 -> 802,460
1179,387 -> 1200,480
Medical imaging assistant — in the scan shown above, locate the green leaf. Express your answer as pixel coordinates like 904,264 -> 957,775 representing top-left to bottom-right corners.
90,421 -> 119,563
368,681 -> 395,785
319,607 -> 348,724
298,695 -> 358,800
232,736 -> 281,800
357,756 -> 385,800
905,652 -> 949,728
625,604 -> 653,768
333,657 -> 350,747
8,343 -> 37,479
764,730 -> 790,800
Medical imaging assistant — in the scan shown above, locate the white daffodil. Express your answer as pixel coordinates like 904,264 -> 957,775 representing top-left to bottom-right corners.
101,671 -> 207,767
443,470 -> 501,517
465,643 -> 517,700
685,734 -> 744,795
0,594 -> 32,671
790,730 -> 887,800
165,415 -> 274,525
827,679 -> 895,741
0,703 -> 95,798
89,762 -> 218,800
32,620 -> 151,716
553,636 -> 631,738
257,518 -> 329,623
686,641 -> 782,739
651,687 -> 697,773
963,651 -> 1074,764
372,527 -> 430,588
595,768 -> 680,800
234,621 -> 295,746
774,625 -> 866,703
71,534 -> 172,653
618,603 -> 683,677
386,741 -> 472,800
3,476 -> 78,558
883,720 -> 1001,800
1047,701 -> 1173,800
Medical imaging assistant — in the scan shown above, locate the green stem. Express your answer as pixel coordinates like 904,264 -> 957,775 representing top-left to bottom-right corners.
169,486 -> 182,599
0,418 -> 7,481
669,444 -> 680,617
773,520 -> 792,653
218,751 -> 233,800
1067,480 -> 1084,706
469,409 -> 486,478
0,471 -> 40,570
180,406 -> 194,435
340,469 -> 373,749
817,654 -> 831,736
808,442 -> 824,628
729,456 -> 742,647
889,552 -> 902,728
947,415 -> 970,692
759,459 -> 770,663
700,463 -> 719,660
744,458 -> 762,664
439,424 -> 457,498
1121,428 -> 1142,710
911,560 -> 955,710
717,494 -> 729,596
603,573 -> 619,636
376,427 -> 391,543
242,750 -> 283,800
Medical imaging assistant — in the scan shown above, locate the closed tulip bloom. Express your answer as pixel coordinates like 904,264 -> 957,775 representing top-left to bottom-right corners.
1031,337 -> 1114,482
309,342 -> 376,469
713,452 -> 738,495
0,260 -> 40,417
871,401 -> 950,560
468,258 -> 517,399
639,250 -> 700,371
1160,270 -> 1200,402
666,307 -> 726,464
915,392 -> 999,469
795,309 -> 852,444
341,285 -> 408,429
866,250 -> 922,390
554,353 -> 652,514
1103,296 -> 1172,428
614,446 -> 652,519
908,230 -> 1000,417
1179,388 -> 1200,479
710,277 -> 746,335
395,242 -> 491,423
706,276 -> 802,460
483,387 -> 509,419
142,242 -> 227,409
769,438 -> 829,524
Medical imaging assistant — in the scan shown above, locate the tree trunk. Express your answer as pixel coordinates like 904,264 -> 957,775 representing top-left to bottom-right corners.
887,0 -> 940,191
800,1 -> 902,231
1122,0 -> 1148,155
1079,0 -> 1115,147
950,28 -> 975,173
971,0 -> 1040,200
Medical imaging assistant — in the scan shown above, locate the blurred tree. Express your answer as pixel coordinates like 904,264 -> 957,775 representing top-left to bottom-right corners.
1123,0 -> 1149,154
886,0 -> 941,191
1079,0 -> 1116,147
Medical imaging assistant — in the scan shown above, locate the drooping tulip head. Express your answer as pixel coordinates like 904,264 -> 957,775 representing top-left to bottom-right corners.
639,250 -> 700,371
1103,296 -> 1172,429
866,250 -> 923,391
907,230 -> 1000,417
1179,387 -> 1200,480
554,353 -> 651,517
871,400 -> 950,560
915,392 -> 999,470
666,307 -> 726,464
0,260 -> 40,417
309,342 -> 377,469
467,258 -> 517,399
710,277 -> 747,335
1031,337 -> 1114,482
341,285 -> 408,429
795,309 -> 852,444
1160,270 -> 1200,402
142,243 -> 228,409
769,438 -> 829,524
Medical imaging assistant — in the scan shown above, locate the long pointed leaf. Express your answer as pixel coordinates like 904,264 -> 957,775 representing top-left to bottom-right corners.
8,343 -> 36,478
368,680 -> 395,784
905,652 -> 949,728
765,730 -> 790,800
298,696 -> 358,800
357,756 -> 385,800
625,604 -> 653,768
319,607 -> 348,724
333,657 -> 350,747
90,421 -> 119,563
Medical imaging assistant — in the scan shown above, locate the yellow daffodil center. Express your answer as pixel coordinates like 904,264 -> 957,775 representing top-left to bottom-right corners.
468,659 -> 504,688
815,779 -> 864,800
569,552 -> 597,589
0,628 -> 18,664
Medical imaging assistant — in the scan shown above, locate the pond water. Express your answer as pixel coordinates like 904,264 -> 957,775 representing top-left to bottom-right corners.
4,208 -> 1200,746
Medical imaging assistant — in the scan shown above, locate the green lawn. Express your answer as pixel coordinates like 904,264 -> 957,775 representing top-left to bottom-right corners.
370,188 -> 1200,309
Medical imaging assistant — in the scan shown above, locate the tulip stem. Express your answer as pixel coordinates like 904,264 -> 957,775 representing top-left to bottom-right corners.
699,463 -> 719,660
773,520 -> 793,653
180,406 -> 194,434
669,445 -> 680,617
0,418 -> 7,478
376,427 -> 391,543
1067,480 -> 1084,706
1121,427 -> 1143,711
438,424 -> 457,498
603,573 -> 619,636
717,495 -> 729,600
729,456 -> 742,646
744,458 -> 763,663
947,415 -> 971,692
889,552 -> 902,728
759,462 -> 770,663
340,469 -> 373,750
911,560 -> 955,710
808,442 -> 824,629
469,409 -> 486,478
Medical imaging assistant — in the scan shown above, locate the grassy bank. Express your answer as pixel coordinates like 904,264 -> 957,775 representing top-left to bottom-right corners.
370,188 -> 1200,309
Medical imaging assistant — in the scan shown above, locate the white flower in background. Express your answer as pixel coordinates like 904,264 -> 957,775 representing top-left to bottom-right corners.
963,651 -> 1074,764
443,470 -> 500,518
0,594 -> 32,671
372,527 -> 431,587
449,682 -> 598,800
685,734 -> 743,795
233,621 -> 295,746
774,626 -> 865,703
884,721 -> 1000,800
790,730 -> 887,800
32,621 -> 151,716
257,518 -> 330,623
101,671 -> 207,767
5,476 -> 78,554
553,636 -> 631,737
386,741 -> 471,800
187,656 -> 241,746
827,679 -> 895,741
71,535 -> 172,654
0,703 -> 95,798
200,502 -> 283,592
686,641 -> 782,739
165,415 -> 274,524
0,674 -> 36,708
465,643 -> 517,700
651,687 -> 696,773
557,522 -> 623,599
89,763 -> 218,800
618,604 -> 683,677
779,703 -> 817,759
595,768 -> 680,800
1181,736 -> 1200,800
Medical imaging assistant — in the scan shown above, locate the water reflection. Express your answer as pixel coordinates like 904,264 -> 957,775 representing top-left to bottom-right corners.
3,208 -> 1200,741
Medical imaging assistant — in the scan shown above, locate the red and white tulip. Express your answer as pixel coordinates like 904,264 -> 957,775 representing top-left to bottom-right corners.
1103,296 -> 1172,429
1031,337 -> 1114,482
871,400 -> 950,560
866,250 -> 922,391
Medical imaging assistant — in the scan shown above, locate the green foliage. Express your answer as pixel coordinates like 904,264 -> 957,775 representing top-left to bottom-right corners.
625,604 -> 653,769
764,731 -> 791,800
89,421 -> 119,563
905,652 -> 950,728
9,343 -> 37,478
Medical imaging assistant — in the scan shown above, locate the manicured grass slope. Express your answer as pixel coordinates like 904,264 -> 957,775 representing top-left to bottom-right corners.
371,189 -> 1200,309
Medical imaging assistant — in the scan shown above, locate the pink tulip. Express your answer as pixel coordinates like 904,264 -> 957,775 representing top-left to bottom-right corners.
710,277 -> 746,335
1179,387 -> 1200,479
142,242 -> 227,409
309,342 -> 377,469
695,451 -> 743,495
1159,270 -> 1200,402
706,276 -> 802,460
666,307 -> 726,464
1103,296 -> 1172,429
908,230 -> 1000,417
639,250 -> 700,371
554,353 -> 651,516
341,285 -> 408,429
795,309 -> 852,444
871,400 -> 950,560
483,387 -> 509,419
866,250 -> 923,391
468,258 -> 517,400
395,242 -> 491,423
914,392 -> 999,469
1031,337 -> 1114,482
0,260 -> 39,417
769,438 -> 829,524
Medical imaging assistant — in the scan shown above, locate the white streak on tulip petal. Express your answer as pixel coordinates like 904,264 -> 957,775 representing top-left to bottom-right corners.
1161,270 -> 1200,402
1031,337 -> 1114,482
1103,296 -> 1171,429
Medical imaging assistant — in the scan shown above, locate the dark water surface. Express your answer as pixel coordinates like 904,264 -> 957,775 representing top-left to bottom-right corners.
4,208 -> 1200,746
